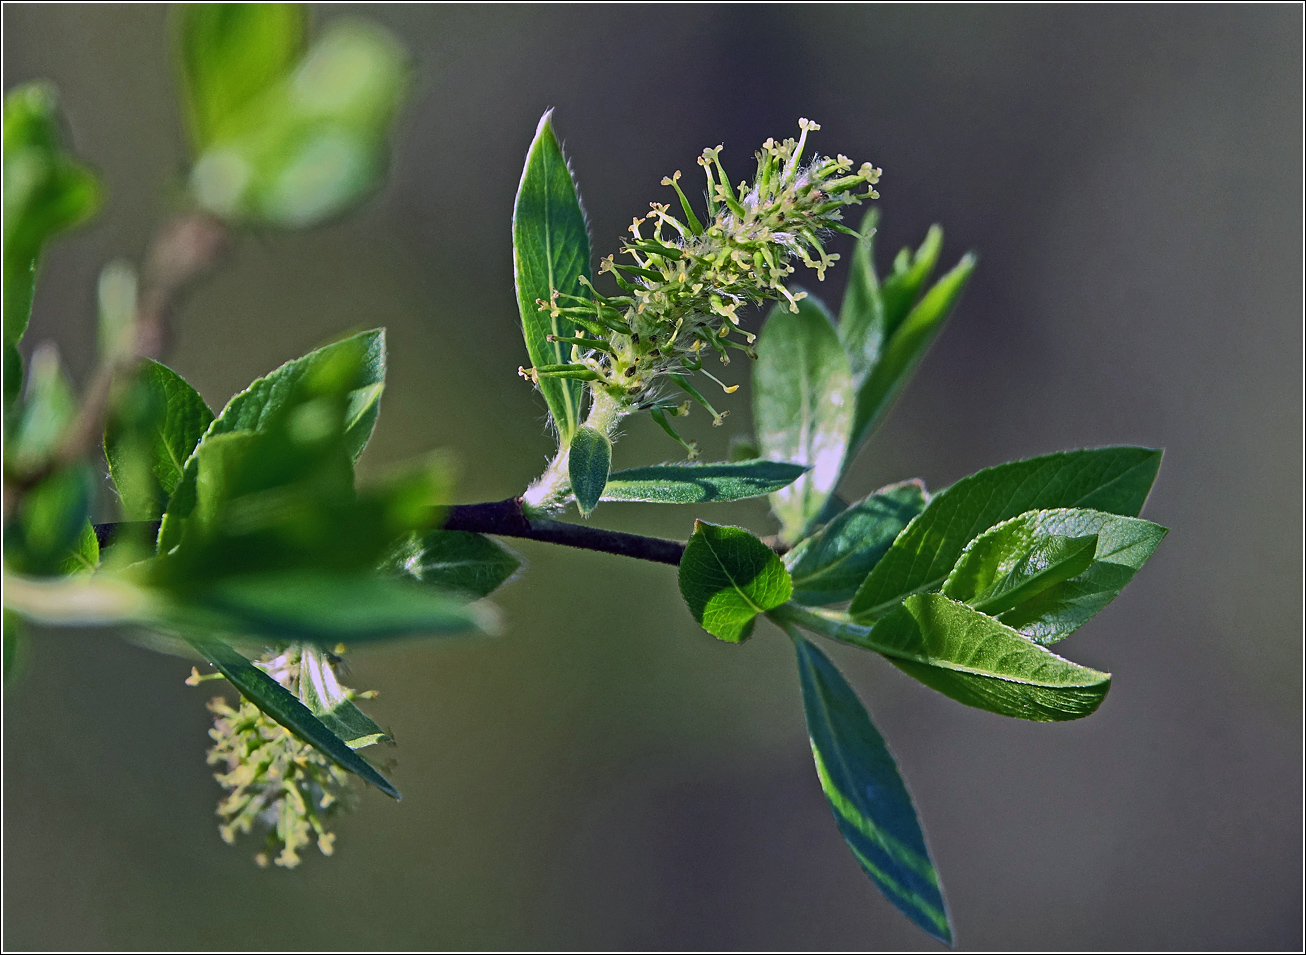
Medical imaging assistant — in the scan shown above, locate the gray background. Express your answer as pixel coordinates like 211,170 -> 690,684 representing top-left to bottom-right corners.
4,4 -> 1302,950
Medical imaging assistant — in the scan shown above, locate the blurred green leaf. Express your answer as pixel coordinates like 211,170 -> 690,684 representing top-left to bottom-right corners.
3,82 -> 103,363
514,110 -> 592,447
384,529 -> 520,599
186,634 -> 399,798
568,425 -> 610,518
188,18 -> 409,228
944,507 -> 1167,644
598,460 -> 807,504
754,296 -> 854,543
784,480 -> 926,606
173,2 -> 307,152
178,570 -> 488,645
297,643 -> 388,749
96,260 -> 138,364
847,253 -> 975,454
679,520 -> 791,642
3,464 -> 93,577
777,594 -> 1111,722
158,329 -> 384,552
849,448 -> 1164,622
6,342 -> 75,471
792,632 -> 951,943
105,359 -> 215,521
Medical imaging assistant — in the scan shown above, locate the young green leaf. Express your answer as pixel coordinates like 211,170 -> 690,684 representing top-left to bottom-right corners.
173,2 -> 306,152
185,635 -> 400,799
157,329 -> 384,552
104,359 -> 215,521
837,207 -> 886,386
298,643 -> 389,749
784,480 -> 927,606
847,252 -> 975,454
850,447 -> 1164,622
599,460 -> 808,504
678,521 -> 792,642
187,18 -> 409,228
514,110 -> 592,446
965,533 -> 1098,616
943,508 -> 1168,644
880,225 -> 943,337
754,296 -> 854,543
791,632 -> 952,944
3,82 -> 103,360
178,570 -> 491,645
384,530 -> 520,599
776,595 -> 1111,722
568,425 -> 611,517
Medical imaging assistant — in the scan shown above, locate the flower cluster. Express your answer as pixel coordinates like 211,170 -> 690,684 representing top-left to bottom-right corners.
528,119 -> 879,443
197,649 -> 361,868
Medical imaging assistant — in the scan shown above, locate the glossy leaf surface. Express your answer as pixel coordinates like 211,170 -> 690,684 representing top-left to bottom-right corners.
754,296 -> 854,542
600,460 -> 807,504
794,633 -> 951,943
514,110 -> 591,446
568,425 -> 610,517
779,595 -> 1111,721
837,207 -> 886,386
850,447 -> 1163,621
297,643 -> 389,749
944,507 -> 1168,644
784,480 -> 926,606
879,225 -> 943,337
679,521 -> 791,642
187,635 -> 399,799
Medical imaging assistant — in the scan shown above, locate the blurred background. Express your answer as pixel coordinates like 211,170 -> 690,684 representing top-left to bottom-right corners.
3,4 -> 1301,950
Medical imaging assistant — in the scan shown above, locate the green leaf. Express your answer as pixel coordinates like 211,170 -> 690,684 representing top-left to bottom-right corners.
792,633 -> 951,943
837,207 -> 886,386
513,110 -> 592,446
784,480 -> 926,606
188,18 -> 410,228
297,643 -> 389,749
104,359 -> 215,521
599,459 -> 808,504
678,520 -> 792,642
880,225 -> 943,337
173,2 -> 307,152
384,529 -> 520,599
157,329 -> 384,552
3,465 -> 92,577
178,570 -> 490,645
3,82 -> 103,354
848,252 -> 975,454
568,425 -> 610,517
185,634 -> 399,799
6,342 -> 75,472
57,521 -> 100,576
943,508 -> 1168,644
754,296 -> 854,543
776,595 -> 1111,722
849,447 -> 1164,622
